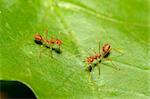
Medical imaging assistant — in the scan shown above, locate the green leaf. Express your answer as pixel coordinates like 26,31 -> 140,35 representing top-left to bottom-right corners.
0,0 -> 149,98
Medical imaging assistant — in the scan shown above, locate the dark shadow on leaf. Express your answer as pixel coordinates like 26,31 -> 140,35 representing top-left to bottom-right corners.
34,40 -> 62,54
34,40 -> 43,45
0,80 -> 37,99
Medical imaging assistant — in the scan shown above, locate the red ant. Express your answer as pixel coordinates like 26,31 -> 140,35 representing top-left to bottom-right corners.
34,30 -> 63,57
34,31 -> 62,47
85,42 -> 121,80
34,34 -> 43,44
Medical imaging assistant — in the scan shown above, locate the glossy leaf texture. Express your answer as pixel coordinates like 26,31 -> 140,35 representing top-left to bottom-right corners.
0,0 -> 149,98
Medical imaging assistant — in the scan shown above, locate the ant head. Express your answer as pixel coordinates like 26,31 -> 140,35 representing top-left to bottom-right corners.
34,34 -> 42,41
56,39 -> 62,46
102,43 -> 111,53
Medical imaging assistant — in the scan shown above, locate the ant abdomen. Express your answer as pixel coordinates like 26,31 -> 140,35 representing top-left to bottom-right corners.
102,44 -> 110,53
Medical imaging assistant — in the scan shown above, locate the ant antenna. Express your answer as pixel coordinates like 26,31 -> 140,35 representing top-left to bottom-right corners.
98,41 -> 101,55
92,48 -> 97,55
45,29 -> 48,40
58,32 -> 61,39
86,48 -> 94,56
96,32 -> 102,55
55,31 -> 61,40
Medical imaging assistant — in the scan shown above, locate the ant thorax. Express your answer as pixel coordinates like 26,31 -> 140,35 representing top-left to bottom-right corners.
94,54 -> 101,59
86,56 -> 95,64
50,38 -> 55,44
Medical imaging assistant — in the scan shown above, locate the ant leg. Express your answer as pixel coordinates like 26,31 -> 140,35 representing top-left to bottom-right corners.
39,45 -> 47,58
45,29 -> 48,40
95,36 -> 101,54
88,72 -> 93,82
88,71 -> 98,85
110,48 -> 124,57
86,48 -> 96,57
58,32 -> 62,41
111,48 -> 124,53
91,48 -> 97,54
58,32 -> 61,38
49,44 -> 53,58
97,64 -> 101,77
57,32 -> 61,50
87,66 -> 93,82
84,64 -> 93,81
104,58 -> 120,71
51,46 -> 53,58
98,41 -> 101,55
58,45 -> 61,50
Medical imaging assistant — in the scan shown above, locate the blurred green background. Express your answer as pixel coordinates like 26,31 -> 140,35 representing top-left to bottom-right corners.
0,0 -> 149,98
